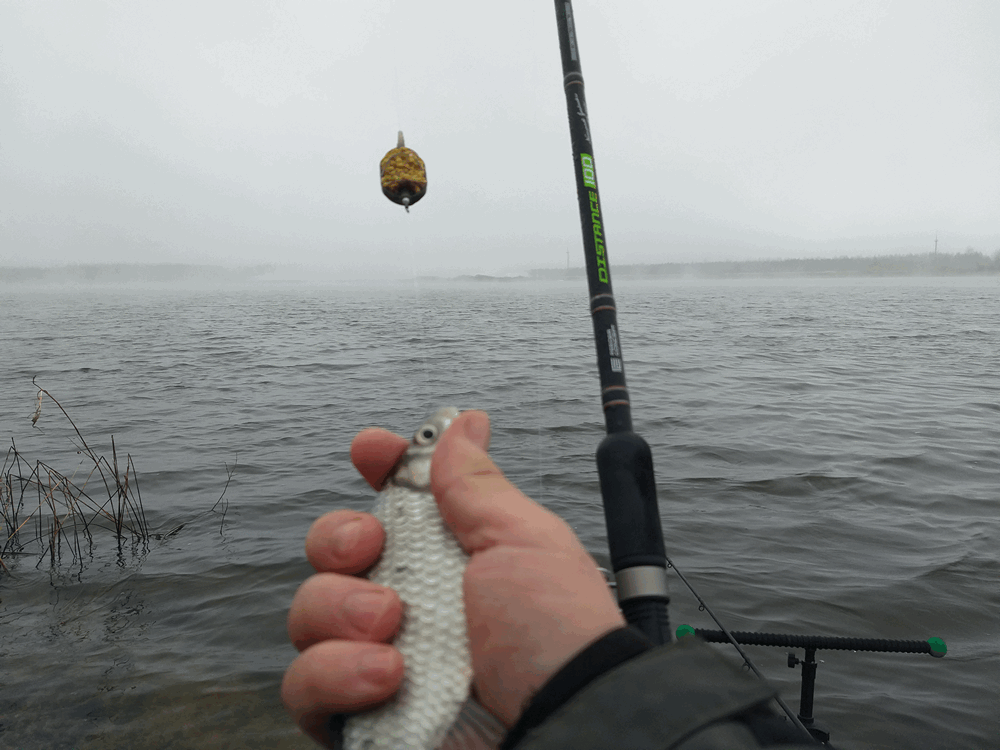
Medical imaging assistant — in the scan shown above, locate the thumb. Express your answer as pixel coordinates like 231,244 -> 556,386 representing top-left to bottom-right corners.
431,411 -> 578,555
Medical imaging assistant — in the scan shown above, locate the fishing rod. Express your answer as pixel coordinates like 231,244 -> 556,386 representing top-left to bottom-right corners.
552,7 -> 948,744
552,0 -> 670,646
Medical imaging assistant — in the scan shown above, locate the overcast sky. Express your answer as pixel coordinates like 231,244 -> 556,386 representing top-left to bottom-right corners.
2,0 -> 998,276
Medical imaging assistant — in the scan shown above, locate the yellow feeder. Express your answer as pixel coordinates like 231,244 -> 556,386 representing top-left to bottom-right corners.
380,131 -> 426,212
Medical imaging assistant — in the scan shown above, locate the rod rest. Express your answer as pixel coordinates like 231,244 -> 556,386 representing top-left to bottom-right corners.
679,627 -> 946,656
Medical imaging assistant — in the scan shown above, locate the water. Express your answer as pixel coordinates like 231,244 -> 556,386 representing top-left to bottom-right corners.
1,275 -> 998,749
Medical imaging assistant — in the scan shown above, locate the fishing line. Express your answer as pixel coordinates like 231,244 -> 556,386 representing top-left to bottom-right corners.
527,283 -> 546,505
388,3 -> 405,133
380,1 -> 433,408
663,549 -> 813,739
534,337 -> 545,505
405,245 -> 432,404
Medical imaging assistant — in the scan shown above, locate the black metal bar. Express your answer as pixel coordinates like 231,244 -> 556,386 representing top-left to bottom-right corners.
690,628 -> 944,655
553,0 -> 670,645
798,647 -> 818,724
790,648 -> 831,744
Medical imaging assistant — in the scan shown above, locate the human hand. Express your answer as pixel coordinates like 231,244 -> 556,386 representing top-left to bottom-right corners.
282,410 -> 625,746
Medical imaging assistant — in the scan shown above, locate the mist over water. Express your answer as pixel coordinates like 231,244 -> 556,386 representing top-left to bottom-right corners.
3,2 -> 1000,273
1,275 -> 998,749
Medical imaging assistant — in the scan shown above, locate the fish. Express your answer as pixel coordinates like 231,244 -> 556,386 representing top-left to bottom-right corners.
341,407 -> 505,750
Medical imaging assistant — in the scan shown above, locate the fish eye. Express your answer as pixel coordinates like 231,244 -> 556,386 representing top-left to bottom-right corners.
414,424 -> 438,445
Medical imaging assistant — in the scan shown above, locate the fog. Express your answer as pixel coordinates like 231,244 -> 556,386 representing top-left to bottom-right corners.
2,0 -> 998,278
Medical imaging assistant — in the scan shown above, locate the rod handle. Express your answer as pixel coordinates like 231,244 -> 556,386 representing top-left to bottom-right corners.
620,598 -> 671,647
596,431 -> 667,569
596,431 -> 671,644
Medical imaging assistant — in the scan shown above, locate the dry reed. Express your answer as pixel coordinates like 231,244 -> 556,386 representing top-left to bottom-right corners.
2,381 -> 153,570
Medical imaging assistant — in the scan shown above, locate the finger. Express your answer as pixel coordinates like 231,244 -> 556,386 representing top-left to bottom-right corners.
351,428 -> 409,490
431,411 -> 578,554
282,641 -> 403,746
288,573 -> 402,651
305,510 -> 384,574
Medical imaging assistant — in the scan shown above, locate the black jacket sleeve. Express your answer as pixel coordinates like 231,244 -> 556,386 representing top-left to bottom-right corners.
505,628 -> 817,750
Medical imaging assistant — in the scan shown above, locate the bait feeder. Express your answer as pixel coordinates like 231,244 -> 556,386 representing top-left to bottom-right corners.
380,131 -> 426,212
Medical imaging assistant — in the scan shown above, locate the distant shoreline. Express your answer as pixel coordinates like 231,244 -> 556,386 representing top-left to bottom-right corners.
530,250 -> 1000,280
1,250 -> 998,285
0,262 -> 275,285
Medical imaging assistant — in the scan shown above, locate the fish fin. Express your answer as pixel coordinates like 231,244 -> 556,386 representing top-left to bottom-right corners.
438,697 -> 506,750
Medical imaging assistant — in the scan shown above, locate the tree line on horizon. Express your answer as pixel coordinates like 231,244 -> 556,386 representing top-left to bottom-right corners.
1,249 -> 998,283
0,262 -> 275,284
532,249 -> 1000,279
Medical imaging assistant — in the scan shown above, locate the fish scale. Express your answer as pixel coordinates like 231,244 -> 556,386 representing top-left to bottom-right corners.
342,408 -> 502,750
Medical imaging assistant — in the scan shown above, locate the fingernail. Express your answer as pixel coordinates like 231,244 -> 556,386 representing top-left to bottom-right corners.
461,412 -> 490,449
331,519 -> 363,556
343,590 -> 394,632
359,647 -> 399,683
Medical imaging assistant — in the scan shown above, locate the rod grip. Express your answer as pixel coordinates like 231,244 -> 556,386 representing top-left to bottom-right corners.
621,598 -> 671,647
596,431 -> 666,570
596,431 -> 670,644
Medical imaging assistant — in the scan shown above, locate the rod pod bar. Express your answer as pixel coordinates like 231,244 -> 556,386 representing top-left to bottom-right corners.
680,627 -> 947,744
553,0 -> 671,645
680,627 -> 947,656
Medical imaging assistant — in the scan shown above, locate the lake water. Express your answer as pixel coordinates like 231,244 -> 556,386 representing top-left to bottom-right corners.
1,275 -> 998,749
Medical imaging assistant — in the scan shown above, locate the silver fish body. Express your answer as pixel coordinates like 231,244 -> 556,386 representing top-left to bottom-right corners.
343,408 -> 500,750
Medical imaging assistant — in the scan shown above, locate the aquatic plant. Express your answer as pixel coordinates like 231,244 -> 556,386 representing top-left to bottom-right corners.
1,381 -> 229,573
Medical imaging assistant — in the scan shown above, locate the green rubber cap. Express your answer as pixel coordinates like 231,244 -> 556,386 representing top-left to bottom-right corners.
928,637 -> 947,657
676,624 -> 696,639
